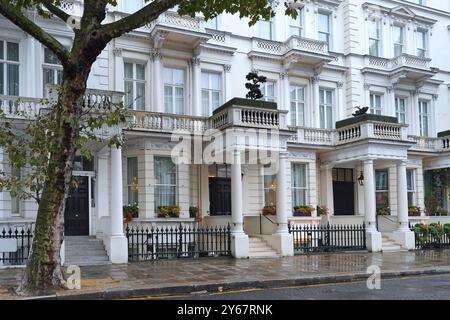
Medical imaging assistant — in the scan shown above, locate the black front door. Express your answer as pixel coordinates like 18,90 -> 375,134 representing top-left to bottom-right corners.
64,176 -> 89,236
209,177 -> 231,216
333,168 -> 355,216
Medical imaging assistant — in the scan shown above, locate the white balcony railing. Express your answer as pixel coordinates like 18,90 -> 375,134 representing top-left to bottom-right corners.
366,54 -> 431,70
131,111 -> 210,133
146,11 -> 205,33
251,35 -> 329,56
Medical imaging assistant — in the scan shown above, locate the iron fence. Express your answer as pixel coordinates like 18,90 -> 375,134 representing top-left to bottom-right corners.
289,223 -> 367,254
126,224 -> 231,261
0,227 -> 33,265
410,223 -> 450,250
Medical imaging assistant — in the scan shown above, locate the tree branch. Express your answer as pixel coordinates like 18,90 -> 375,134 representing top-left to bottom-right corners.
100,0 -> 180,39
0,0 -> 71,67
40,0 -> 70,22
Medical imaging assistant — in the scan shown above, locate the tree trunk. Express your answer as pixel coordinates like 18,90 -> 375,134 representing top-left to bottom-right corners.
18,69 -> 89,294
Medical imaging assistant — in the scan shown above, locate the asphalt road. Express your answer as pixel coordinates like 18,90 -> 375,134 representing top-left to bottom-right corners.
136,274 -> 450,300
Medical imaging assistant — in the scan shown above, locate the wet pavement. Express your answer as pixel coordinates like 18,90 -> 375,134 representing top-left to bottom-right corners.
1,250 -> 450,299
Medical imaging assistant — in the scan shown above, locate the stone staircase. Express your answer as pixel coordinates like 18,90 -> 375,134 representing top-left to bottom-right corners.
248,236 -> 280,259
381,234 -> 407,252
64,236 -> 111,266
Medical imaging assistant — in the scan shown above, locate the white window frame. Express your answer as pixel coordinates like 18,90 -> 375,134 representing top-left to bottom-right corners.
154,156 -> 178,212
375,169 -> 389,209
395,96 -> 407,124
201,71 -> 222,116
263,165 -> 277,207
318,11 -> 331,47
289,9 -> 304,37
290,85 -> 305,126
291,163 -> 309,209
42,47 -> 62,96
259,18 -> 275,40
261,81 -> 276,102
369,93 -> 383,115
407,169 -> 416,207
393,25 -> 405,57
319,88 -> 334,129
416,29 -> 428,58
0,40 -> 20,97
369,20 -> 381,57
124,61 -> 146,111
126,157 -> 139,206
164,67 -> 185,115
419,100 -> 431,137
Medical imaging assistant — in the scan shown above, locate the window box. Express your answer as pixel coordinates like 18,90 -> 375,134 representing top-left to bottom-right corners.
377,207 -> 391,216
262,206 -> 276,216
293,206 -> 315,217
157,206 -> 181,218
408,206 -> 421,217
123,203 -> 139,223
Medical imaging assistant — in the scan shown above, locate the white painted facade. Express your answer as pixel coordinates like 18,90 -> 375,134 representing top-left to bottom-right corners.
2,0 -> 450,261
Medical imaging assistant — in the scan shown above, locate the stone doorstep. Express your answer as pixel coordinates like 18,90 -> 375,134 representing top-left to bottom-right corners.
26,267 -> 450,300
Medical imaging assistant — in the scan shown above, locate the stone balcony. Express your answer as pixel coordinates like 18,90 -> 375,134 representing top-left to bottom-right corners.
248,35 -> 334,67
363,54 -> 438,83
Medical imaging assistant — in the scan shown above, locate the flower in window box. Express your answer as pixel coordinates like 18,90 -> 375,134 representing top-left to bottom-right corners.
262,206 -> 276,216
170,206 -> 181,218
317,206 -> 329,217
408,206 -> 421,216
377,207 -> 390,216
123,203 -> 139,223
158,206 -> 170,218
189,206 -> 200,218
293,206 -> 316,217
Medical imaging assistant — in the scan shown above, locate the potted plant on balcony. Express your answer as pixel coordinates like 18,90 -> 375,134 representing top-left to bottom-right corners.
408,206 -> 421,217
293,205 -> 316,217
317,206 -> 329,217
262,206 -> 276,216
189,206 -> 199,218
377,207 -> 391,216
123,203 -> 139,223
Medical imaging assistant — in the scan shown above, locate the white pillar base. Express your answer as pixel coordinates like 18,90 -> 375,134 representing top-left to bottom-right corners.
392,230 -> 415,250
107,235 -> 128,264
271,233 -> 294,257
231,233 -> 249,259
366,230 -> 382,253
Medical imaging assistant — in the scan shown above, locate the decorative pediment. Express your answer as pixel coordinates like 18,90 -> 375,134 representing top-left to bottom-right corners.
390,6 -> 416,19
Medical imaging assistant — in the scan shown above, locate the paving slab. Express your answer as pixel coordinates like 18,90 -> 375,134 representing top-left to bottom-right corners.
1,250 -> 450,299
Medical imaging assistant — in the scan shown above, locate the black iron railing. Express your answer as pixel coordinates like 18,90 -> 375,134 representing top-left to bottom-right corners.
126,224 -> 231,261
289,223 -> 367,254
0,227 -> 33,265
410,222 -> 450,250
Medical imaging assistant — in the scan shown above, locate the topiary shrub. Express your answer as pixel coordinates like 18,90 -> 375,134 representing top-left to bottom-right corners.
429,223 -> 443,241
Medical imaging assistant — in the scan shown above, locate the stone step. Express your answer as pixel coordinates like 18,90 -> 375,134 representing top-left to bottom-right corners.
64,260 -> 112,267
66,255 -> 109,261
249,247 -> 278,253
249,242 -> 270,248
248,252 -> 280,258
66,249 -> 108,256
382,246 -> 403,251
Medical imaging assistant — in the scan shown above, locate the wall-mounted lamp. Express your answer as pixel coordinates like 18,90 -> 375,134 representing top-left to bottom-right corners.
358,171 -> 365,186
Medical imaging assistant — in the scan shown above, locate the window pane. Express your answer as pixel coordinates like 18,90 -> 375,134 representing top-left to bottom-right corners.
124,63 -> 133,79
174,69 -> 184,85
0,41 -> 3,60
175,87 -> 184,114
212,91 -> 220,110
7,64 -> 19,96
124,81 -> 133,107
43,68 -> 55,86
164,86 -> 172,113
211,73 -> 220,90
7,42 -> 19,61
290,102 -> 297,126
407,170 -> 414,191
136,64 -> 145,80
136,82 -> 145,110
201,72 -> 209,88
44,47 -> 60,65
318,13 -> 329,32
376,170 -> 388,191
164,68 -> 172,84
202,90 -> 209,116
291,164 -> 306,188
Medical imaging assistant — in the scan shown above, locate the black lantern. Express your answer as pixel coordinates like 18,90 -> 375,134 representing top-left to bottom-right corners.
358,171 -> 365,186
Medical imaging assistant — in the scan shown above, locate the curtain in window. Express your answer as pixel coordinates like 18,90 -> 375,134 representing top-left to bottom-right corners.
154,157 -> 176,211
127,157 -> 138,205
291,164 -> 307,208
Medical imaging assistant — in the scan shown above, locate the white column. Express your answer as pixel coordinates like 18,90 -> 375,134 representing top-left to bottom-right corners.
231,150 -> 244,234
281,72 -> 290,112
107,146 -> 128,263
272,153 -> 294,256
387,87 -> 396,117
392,160 -> 415,250
96,151 -> 110,238
276,153 -> 288,233
191,57 -> 201,116
363,159 -> 382,252
321,165 -> 334,215
230,149 -> 249,258
152,50 -> 164,113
